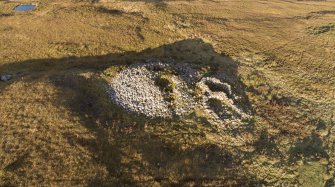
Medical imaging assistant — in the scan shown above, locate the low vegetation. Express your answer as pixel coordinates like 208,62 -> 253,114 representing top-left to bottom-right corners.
155,72 -> 176,103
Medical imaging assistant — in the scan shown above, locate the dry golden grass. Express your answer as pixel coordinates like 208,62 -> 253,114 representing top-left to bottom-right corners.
1,0 -> 335,186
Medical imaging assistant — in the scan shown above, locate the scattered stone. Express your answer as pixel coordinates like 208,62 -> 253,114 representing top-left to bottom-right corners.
1,74 -> 12,82
105,60 -> 250,126
197,77 -> 249,126
107,64 -> 172,118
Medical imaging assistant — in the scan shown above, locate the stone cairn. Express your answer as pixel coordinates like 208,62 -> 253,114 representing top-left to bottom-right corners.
106,60 -> 250,126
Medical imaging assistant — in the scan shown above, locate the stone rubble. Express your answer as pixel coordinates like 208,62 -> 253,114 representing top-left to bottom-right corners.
108,65 -> 172,118
197,77 -> 249,126
0,74 -> 12,82
106,60 -> 249,125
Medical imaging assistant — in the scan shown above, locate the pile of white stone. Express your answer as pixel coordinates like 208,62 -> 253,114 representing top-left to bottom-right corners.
107,63 -> 172,118
106,60 -> 249,124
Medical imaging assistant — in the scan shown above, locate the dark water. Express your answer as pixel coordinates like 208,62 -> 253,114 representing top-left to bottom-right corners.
14,5 -> 36,11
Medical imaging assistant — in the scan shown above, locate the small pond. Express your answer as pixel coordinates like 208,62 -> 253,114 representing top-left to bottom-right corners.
14,4 -> 37,12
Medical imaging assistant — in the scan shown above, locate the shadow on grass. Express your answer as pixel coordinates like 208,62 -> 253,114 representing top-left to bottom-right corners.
4,153 -> 30,172
50,73 -> 259,186
125,0 -> 168,9
0,39 -> 258,186
254,129 -> 282,158
288,133 -> 329,163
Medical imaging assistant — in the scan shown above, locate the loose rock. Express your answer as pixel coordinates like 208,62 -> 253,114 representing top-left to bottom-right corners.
0,74 -> 12,82
105,60 -> 249,125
